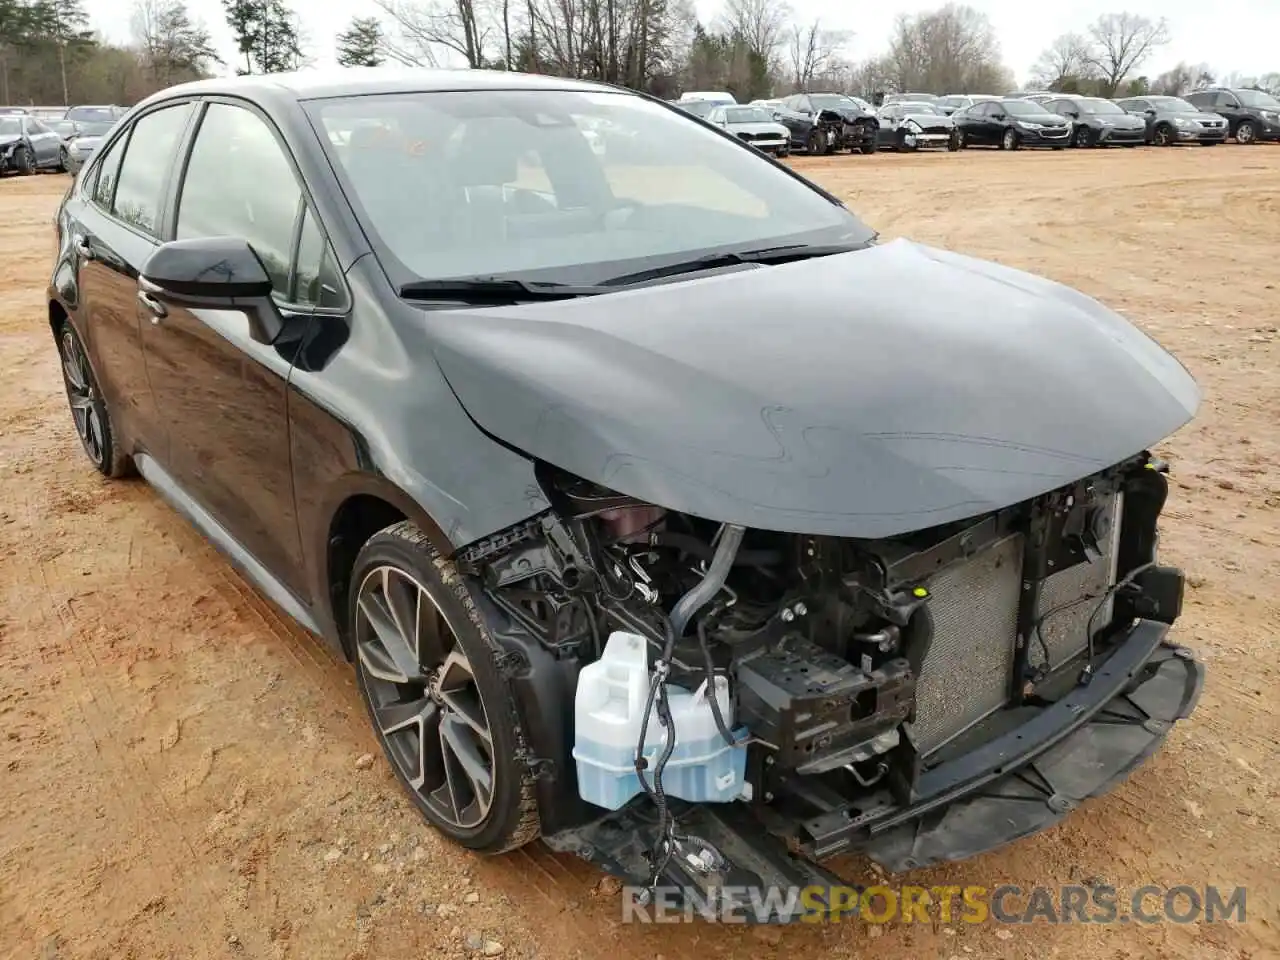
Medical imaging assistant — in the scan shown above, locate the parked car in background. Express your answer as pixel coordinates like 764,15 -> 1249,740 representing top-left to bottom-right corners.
0,106 -> 27,114
1043,96 -> 1146,147
0,112 -> 68,174
1184,88 -> 1280,144
1114,96 -> 1228,146
65,104 -> 128,125
678,91 -> 736,106
1006,90 -> 1055,100
953,99 -> 1070,150
705,104 -> 790,156
29,106 -> 67,120
876,101 -> 957,151
935,94 -> 999,115
775,92 -> 879,154
672,99 -> 716,119
883,92 -> 938,106
50,116 -> 118,171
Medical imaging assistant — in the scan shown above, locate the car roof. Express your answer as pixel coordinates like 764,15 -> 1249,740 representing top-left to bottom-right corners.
138,67 -> 627,109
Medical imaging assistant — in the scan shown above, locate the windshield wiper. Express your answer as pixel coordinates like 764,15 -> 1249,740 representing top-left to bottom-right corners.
398,276 -> 607,302
599,242 -> 864,287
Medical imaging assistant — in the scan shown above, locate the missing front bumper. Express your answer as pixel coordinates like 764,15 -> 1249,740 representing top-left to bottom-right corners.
544,624 -> 1202,922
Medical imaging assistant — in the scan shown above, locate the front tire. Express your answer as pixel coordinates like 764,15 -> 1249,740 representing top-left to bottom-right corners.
14,145 -> 33,175
57,145 -> 69,172
1073,125 -> 1094,148
57,321 -> 131,478
806,129 -> 826,155
1000,128 -> 1019,151
1235,120 -> 1257,144
350,521 -> 541,854
1153,124 -> 1173,146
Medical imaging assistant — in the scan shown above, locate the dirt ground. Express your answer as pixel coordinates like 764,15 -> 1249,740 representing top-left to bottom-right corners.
2,146 -> 1278,960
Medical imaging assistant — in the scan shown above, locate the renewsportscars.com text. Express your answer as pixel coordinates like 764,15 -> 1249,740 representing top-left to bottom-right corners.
621,883 -> 1248,925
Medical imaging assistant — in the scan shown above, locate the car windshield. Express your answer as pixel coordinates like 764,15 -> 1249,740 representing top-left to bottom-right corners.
810,95 -> 856,110
1080,99 -> 1124,115
724,107 -> 773,123
1148,97 -> 1196,112
66,106 -> 117,122
676,100 -> 715,118
0,117 -> 21,136
1002,100 -> 1047,116
308,89 -> 870,287
1235,89 -> 1280,109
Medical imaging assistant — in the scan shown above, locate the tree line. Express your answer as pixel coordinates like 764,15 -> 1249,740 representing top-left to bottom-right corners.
0,0 -> 218,105
1,0 -> 1276,109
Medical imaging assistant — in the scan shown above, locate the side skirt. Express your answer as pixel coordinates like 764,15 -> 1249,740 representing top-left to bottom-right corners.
133,452 -> 327,641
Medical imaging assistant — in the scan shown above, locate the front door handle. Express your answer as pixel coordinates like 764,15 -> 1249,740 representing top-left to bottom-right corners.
137,289 -> 168,321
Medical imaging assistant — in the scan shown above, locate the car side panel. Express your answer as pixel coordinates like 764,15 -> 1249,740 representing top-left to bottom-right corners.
67,201 -> 166,458
287,259 -> 551,649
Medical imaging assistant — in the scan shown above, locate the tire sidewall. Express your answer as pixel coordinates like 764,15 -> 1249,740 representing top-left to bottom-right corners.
348,525 -> 537,852
1001,128 -> 1018,150
58,320 -> 128,478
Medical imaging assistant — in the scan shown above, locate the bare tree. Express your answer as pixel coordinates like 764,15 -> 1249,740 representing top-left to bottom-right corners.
885,4 -> 1011,94
1084,12 -> 1169,97
374,0 -> 487,67
1029,32 -> 1092,90
132,0 -> 220,84
1150,61 -> 1215,97
719,0 -> 788,61
787,19 -> 850,92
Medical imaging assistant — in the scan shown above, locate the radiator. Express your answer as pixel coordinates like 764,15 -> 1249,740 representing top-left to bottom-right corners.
909,533 -> 1024,755
1029,493 -> 1124,671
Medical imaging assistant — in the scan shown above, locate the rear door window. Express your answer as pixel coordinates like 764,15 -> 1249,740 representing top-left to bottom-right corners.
109,102 -> 195,236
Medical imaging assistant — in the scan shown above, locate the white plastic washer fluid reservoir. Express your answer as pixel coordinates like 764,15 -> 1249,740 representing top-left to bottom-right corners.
572,630 -> 747,810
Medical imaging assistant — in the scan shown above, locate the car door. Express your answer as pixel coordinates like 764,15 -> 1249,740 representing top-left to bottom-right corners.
24,117 -> 60,164
965,102 -> 992,144
65,101 -> 196,461
138,98 -> 339,599
876,106 -> 899,147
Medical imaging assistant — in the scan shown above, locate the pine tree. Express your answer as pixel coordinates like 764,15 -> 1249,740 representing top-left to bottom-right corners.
335,15 -> 383,68
222,0 -> 301,75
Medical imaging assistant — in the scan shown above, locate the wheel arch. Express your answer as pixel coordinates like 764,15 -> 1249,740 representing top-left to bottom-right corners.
321,479 -> 454,660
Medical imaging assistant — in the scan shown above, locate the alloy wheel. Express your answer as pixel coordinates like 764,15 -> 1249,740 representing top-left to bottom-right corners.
355,565 -> 495,830
1002,129 -> 1017,150
15,146 -> 33,175
1154,126 -> 1172,146
59,329 -> 105,466
1236,122 -> 1256,144
1074,125 -> 1091,147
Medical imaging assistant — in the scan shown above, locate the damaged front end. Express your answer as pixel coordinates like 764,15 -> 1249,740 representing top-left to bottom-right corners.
816,108 -> 878,153
456,454 -> 1203,921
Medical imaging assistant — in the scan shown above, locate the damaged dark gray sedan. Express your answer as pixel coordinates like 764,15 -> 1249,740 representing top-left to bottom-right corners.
49,69 -> 1203,922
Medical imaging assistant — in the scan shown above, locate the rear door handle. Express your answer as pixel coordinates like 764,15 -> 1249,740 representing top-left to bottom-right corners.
137,289 -> 168,321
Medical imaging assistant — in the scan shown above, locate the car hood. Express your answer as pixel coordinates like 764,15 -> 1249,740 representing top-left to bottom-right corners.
68,135 -> 102,149
423,239 -> 1200,538
0,134 -> 22,148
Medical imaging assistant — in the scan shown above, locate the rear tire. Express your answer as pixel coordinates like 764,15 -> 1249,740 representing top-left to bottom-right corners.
350,521 -> 541,854
56,320 -> 132,478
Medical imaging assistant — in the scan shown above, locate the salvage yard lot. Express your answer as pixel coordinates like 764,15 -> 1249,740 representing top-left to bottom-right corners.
1,147 -> 1278,960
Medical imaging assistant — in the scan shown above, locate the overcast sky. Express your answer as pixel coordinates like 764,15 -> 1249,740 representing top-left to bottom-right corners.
90,0 -> 1278,84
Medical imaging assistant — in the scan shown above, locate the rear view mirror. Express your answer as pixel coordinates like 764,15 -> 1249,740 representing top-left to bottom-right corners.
140,236 -> 283,344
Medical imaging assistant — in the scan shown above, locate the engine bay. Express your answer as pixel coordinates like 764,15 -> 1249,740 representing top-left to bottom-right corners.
455,452 -> 1184,885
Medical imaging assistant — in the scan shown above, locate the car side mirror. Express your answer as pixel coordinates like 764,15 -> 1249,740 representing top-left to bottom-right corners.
139,236 -> 283,344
